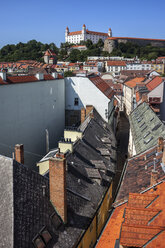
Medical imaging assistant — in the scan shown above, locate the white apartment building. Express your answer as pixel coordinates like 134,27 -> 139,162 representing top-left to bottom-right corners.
65,24 -> 112,44
126,62 -> 152,71
106,61 -> 127,76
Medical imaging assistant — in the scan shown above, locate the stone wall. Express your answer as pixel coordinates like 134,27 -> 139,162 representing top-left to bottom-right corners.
104,37 -> 165,53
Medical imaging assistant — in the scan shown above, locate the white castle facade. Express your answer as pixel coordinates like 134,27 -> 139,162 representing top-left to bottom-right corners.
65,24 -> 112,44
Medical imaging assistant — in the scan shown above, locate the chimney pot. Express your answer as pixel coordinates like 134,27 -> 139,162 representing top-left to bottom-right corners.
157,137 -> 164,153
49,157 -> 67,223
86,105 -> 93,116
142,94 -> 148,103
150,169 -> 158,186
15,144 -> 24,164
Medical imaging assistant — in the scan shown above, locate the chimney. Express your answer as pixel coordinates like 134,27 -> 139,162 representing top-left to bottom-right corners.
157,137 -> 164,153
86,105 -> 93,116
81,108 -> 86,124
49,157 -> 67,223
36,73 -> 44,80
58,139 -> 73,153
142,94 -> 148,103
64,129 -> 82,142
15,144 -> 24,164
0,71 -> 6,81
161,146 -> 165,165
150,169 -> 158,186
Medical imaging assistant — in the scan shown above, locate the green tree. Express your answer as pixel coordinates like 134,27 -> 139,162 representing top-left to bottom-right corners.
64,71 -> 74,77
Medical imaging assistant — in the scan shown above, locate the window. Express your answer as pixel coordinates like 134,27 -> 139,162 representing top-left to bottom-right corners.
33,236 -> 46,248
74,97 -> 79,106
50,212 -> 62,229
32,228 -> 52,248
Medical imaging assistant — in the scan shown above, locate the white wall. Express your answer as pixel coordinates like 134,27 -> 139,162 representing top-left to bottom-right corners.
0,79 -> 65,168
148,82 -> 164,101
123,85 -> 133,115
65,77 -> 110,121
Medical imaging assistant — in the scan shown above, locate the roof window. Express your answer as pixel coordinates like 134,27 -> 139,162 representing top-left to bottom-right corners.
50,212 -> 62,230
32,227 -> 52,248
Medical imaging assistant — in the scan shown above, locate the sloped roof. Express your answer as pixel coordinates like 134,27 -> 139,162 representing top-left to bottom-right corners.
0,108 -> 116,248
146,76 -> 164,91
129,102 -> 165,154
120,187 -> 165,247
124,77 -> 145,88
7,75 -> 38,83
96,181 -> 165,248
96,204 -> 125,248
89,75 -> 114,99
107,61 -> 126,66
115,145 -> 165,205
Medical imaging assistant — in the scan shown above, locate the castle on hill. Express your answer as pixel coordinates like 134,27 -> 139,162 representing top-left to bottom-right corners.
65,24 -> 112,44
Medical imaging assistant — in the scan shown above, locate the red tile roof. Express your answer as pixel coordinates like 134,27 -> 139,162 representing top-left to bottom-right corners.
89,76 -> 114,99
124,77 -> 145,88
120,224 -> 164,247
44,75 -> 54,80
68,31 -> 82,35
0,77 -> 6,84
146,76 -> 163,91
107,61 -> 126,66
86,29 -> 108,36
97,182 -> 165,248
7,75 -> 38,83
96,204 -> 126,248
115,145 -> 165,205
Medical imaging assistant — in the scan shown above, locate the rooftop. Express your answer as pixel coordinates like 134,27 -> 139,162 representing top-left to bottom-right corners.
115,145 -> 165,205
129,102 -> 165,154
0,107 -> 116,248
88,75 -> 114,99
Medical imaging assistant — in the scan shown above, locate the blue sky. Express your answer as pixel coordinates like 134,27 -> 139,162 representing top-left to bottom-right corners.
0,0 -> 165,48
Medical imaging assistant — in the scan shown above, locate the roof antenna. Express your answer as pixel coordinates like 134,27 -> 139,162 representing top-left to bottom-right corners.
153,157 -> 156,171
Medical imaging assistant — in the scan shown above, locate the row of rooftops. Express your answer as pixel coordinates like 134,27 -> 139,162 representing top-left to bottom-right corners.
97,103 -> 165,247
0,71 -> 63,84
0,106 -> 117,248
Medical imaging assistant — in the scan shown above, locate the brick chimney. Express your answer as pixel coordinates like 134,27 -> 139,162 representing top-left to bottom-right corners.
150,169 -> 158,186
49,157 -> 67,223
81,108 -> 86,124
142,94 -> 148,103
86,105 -> 93,116
15,144 -> 24,164
157,137 -> 164,153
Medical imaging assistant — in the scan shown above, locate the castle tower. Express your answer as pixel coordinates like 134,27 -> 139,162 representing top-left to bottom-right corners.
82,24 -> 86,41
65,26 -> 69,42
108,28 -> 112,37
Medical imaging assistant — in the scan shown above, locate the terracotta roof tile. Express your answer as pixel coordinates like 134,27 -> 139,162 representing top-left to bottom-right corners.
120,224 -> 164,247
146,76 -> 163,91
115,145 -> 165,205
96,204 -> 126,248
7,75 -> 38,84
86,30 -> 108,36
89,76 -> 114,99
68,31 -> 82,35
124,77 -> 145,88
44,75 -> 54,80
97,180 -> 165,248
107,61 -> 126,66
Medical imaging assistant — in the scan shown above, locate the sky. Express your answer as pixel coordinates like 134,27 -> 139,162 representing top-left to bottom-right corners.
0,0 -> 165,48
